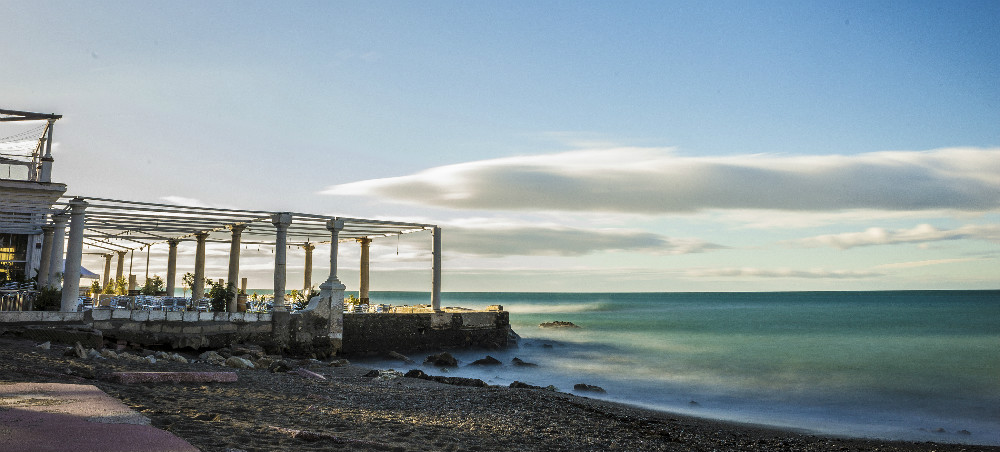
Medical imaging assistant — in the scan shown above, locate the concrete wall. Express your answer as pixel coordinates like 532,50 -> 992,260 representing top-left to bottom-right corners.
342,311 -> 510,355
0,309 -> 511,357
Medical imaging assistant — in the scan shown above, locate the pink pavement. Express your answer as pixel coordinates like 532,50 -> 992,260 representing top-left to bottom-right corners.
0,382 -> 199,452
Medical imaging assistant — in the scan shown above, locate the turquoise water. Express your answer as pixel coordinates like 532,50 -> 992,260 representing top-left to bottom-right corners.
354,290 -> 1000,445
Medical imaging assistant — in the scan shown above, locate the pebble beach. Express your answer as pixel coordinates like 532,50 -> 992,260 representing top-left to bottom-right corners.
1,336 -> 997,452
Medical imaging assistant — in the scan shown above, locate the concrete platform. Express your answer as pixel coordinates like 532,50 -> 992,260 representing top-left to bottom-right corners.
0,382 -> 198,452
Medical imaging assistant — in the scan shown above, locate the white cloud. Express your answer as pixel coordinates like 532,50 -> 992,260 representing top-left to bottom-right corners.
875,258 -> 987,270
321,147 -> 1000,214
443,221 -> 724,257
684,267 -> 883,279
160,195 -> 212,208
789,224 -> 1000,250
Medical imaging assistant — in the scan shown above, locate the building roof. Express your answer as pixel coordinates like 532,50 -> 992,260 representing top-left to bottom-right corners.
49,196 -> 434,253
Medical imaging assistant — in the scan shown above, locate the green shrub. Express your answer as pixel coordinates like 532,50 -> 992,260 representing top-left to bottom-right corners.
34,287 -> 62,311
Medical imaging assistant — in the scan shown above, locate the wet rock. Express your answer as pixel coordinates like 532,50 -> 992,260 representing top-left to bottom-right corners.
363,369 -> 382,378
327,359 -> 350,367
404,369 -> 488,387
424,352 -> 458,367
510,381 -> 545,390
512,357 -> 538,367
268,360 -> 292,373
573,383 -> 606,393
225,356 -> 255,369
470,356 -> 501,366
386,351 -> 415,364
539,321 -> 579,328
958,429 -> 972,435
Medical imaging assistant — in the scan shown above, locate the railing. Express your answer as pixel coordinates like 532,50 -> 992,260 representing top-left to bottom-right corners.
0,290 -> 37,311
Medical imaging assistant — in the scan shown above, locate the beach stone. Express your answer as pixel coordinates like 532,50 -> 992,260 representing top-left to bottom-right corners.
74,342 -> 87,359
142,355 -> 157,364
100,349 -> 119,359
404,369 -> 487,388
386,350 -> 415,364
36,341 -> 51,350
424,352 -> 458,367
539,321 -> 580,328
268,360 -> 292,373
225,356 -> 255,369
512,357 -> 538,367
573,383 -> 606,393
470,356 -> 502,366
87,348 -> 102,359
327,359 -> 350,367
231,344 -> 265,359
168,353 -> 189,364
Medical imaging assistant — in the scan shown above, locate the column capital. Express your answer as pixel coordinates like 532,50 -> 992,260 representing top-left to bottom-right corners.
51,212 -> 69,225
68,197 -> 89,210
41,224 -> 54,233
230,223 -> 247,234
272,213 -> 292,228
302,242 -> 316,252
326,218 -> 344,232
167,238 -> 180,246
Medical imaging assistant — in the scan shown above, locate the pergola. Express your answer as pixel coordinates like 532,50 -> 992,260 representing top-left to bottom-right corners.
38,196 -> 442,312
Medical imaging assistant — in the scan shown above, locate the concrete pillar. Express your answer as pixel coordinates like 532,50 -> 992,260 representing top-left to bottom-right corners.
38,120 -> 54,183
115,250 -> 126,286
302,242 -> 315,295
102,254 -> 112,289
47,213 -> 68,289
165,239 -> 178,296
320,218 -> 347,345
36,225 -> 54,287
226,225 -> 246,312
60,198 -> 87,311
358,238 -> 371,302
192,232 -> 208,300
431,226 -> 441,311
128,274 -> 137,292
271,213 -> 292,311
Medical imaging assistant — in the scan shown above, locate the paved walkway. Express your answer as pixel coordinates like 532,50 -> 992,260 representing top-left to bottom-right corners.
0,382 -> 199,452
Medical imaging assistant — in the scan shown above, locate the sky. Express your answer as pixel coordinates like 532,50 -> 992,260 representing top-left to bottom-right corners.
3,1 -> 999,292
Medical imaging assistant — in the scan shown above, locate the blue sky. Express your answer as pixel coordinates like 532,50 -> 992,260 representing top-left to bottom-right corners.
4,1 -> 999,291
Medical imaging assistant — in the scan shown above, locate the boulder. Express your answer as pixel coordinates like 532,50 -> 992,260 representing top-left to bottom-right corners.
511,357 -> 538,367
470,356 -> 502,366
424,352 -> 458,367
36,341 -> 51,350
386,350 -> 415,364
225,356 -> 255,369
100,349 -> 119,359
327,359 -> 350,367
231,344 -> 266,359
509,381 -> 545,390
268,360 -> 292,373
539,321 -> 580,328
199,350 -> 223,361
573,383 -> 606,393
404,369 -> 487,388
74,342 -> 87,359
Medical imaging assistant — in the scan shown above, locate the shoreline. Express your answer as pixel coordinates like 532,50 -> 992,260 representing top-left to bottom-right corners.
1,336 -> 997,452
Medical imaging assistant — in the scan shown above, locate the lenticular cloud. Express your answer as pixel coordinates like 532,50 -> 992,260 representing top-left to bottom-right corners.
322,147 -> 1000,214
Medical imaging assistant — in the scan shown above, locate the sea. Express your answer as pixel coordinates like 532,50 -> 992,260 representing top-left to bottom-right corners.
348,290 -> 1000,446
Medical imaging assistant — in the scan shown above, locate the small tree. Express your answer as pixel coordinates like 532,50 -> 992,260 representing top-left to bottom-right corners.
141,275 -> 164,295
207,280 -> 235,312
89,280 -> 101,297
34,287 -> 61,311
181,272 -> 195,297
114,276 -> 128,295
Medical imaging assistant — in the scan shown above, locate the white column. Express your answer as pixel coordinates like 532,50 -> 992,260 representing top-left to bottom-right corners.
272,213 -> 292,311
431,226 -> 441,311
115,250 -> 126,285
321,219 -> 347,341
358,238 -> 371,302
165,239 -> 178,296
60,198 -> 87,311
226,225 -> 245,312
192,232 -> 208,300
102,254 -> 112,290
302,242 -> 315,294
47,213 -> 68,289
36,225 -> 54,287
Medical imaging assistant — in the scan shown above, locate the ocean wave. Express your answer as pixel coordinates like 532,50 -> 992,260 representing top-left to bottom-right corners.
505,302 -> 614,314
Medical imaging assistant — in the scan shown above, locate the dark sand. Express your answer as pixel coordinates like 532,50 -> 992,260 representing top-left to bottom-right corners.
1,336 -> 996,452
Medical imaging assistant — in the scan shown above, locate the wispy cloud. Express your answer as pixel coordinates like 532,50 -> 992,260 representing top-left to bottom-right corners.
684,267 -> 883,279
875,258 -> 987,270
322,147 -> 1000,214
160,195 -> 212,208
789,224 -> 1000,250
442,220 -> 724,256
